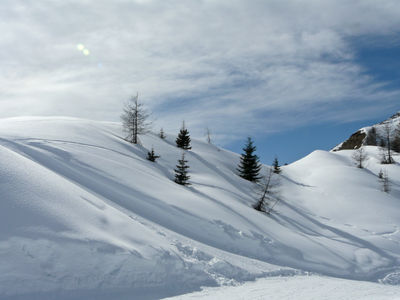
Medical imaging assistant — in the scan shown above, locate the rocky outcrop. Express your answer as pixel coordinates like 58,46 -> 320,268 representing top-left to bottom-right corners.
333,130 -> 366,151
333,111 -> 400,152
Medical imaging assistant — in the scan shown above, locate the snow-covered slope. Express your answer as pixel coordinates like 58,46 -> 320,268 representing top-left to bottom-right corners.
166,275 -> 400,300
0,117 -> 399,299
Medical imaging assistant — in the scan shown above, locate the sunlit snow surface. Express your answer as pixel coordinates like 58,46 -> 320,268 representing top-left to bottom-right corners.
165,275 -> 400,300
0,117 -> 399,299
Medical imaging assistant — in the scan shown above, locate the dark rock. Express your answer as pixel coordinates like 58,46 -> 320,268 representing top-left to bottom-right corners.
334,130 -> 366,151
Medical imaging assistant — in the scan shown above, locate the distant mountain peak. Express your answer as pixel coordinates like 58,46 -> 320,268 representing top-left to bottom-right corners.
379,111 -> 400,124
333,111 -> 400,151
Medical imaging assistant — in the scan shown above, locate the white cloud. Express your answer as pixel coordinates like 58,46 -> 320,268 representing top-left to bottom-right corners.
1,0 -> 400,141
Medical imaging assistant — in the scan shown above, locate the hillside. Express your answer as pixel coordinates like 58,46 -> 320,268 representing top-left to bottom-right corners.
167,275 -> 400,300
0,117 -> 399,299
334,112 -> 400,151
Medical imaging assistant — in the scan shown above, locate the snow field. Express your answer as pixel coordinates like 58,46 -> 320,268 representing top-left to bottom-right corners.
0,116 -> 399,299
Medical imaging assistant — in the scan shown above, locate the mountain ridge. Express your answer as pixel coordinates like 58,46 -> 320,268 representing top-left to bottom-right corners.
333,112 -> 400,151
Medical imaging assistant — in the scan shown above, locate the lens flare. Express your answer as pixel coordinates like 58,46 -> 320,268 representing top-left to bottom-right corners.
76,44 -> 90,56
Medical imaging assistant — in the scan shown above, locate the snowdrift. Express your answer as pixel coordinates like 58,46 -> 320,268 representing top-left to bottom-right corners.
0,117 -> 399,299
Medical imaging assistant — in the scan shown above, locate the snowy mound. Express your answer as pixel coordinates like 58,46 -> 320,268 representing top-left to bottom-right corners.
0,117 -> 399,299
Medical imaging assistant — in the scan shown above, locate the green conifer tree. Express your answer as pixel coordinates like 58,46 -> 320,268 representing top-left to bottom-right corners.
365,126 -> 377,146
392,136 -> 400,153
273,157 -> 281,174
146,147 -> 160,162
174,152 -> 190,185
176,121 -> 191,150
159,128 -> 166,139
237,137 -> 261,182
392,123 -> 400,153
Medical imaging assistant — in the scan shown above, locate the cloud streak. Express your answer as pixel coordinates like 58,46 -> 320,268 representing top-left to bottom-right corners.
1,0 -> 400,142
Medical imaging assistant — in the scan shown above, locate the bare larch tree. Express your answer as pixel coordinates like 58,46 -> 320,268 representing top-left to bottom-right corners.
205,127 -> 212,144
382,123 -> 394,164
254,168 -> 280,213
352,146 -> 368,168
379,169 -> 390,193
121,93 -> 151,144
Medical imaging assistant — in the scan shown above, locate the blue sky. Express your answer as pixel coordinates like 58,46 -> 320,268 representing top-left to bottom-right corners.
231,36 -> 400,164
353,37 -> 400,91
228,117 -> 389,165
245,36 -> 400,164
0,0 -> 400,164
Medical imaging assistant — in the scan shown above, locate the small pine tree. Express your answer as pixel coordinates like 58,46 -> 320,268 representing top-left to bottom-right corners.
272,157 -> 281,174
176,121 -> 192,150
174,152 -> 190,185
365,126 -> 377,146
159,128 -> 166,139
237,137 -> 262,182
392,136 -> 400,153
146,147 -> 160,162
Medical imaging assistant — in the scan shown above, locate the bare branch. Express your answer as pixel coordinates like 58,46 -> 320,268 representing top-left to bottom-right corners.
352,146 -> 368,168
121,93 -> 152,144
254,168 -> 280,213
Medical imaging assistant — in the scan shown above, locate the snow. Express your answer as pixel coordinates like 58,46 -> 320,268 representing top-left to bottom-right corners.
164,275 -> 400,300
0,116 -> 399,299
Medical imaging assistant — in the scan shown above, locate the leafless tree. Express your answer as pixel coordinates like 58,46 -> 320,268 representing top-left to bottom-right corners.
205,127 -> 212,144
121,93 -> 151,144
254,168 -> 280,214
381,123 -> 394,164
379,169 -> 390,193
352,146 -> 368,168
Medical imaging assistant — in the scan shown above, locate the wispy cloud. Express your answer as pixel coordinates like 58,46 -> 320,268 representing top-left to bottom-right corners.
1,0 -> 400,142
